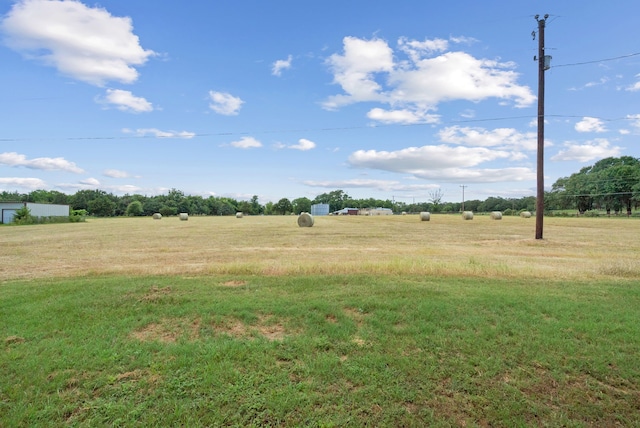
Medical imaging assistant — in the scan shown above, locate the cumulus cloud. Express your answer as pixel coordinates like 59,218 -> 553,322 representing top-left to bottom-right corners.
323,36 -> 535,123
367,108 -> 440,125
626,74 -> 640,91
57,179 -> 142,194
100,89 -> 153,113
575,117 -> 606,133
347,145 -> 535,183
122,128 -> 195,139
275,138 -> 316,151
103,169 -> 131,178
208,91 -> 244,115
626,114 -> 640,129
0,177 -> 47,190
272,55 -> 292,76
0,151 -> 84,173
551,139 -> 621,162
438,126 -> 538,151
303,178 -> 439,192
229,136 -> 262,149
0,0 -> 155,86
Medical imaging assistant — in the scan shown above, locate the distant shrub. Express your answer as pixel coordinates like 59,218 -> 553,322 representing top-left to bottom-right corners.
12,206 -> 34,225
70,209 -> 87,223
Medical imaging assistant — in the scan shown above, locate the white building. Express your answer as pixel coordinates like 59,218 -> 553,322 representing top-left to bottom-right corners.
0,202 -> 69,224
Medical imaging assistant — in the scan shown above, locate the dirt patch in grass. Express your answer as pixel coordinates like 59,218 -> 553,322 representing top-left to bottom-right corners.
325,314 -> 338,323
139,285 -> 172,302
221,280 -> 247,287
130,317 -> 200,343
5,335 -> 25,345
214,314 -> 293,341
131,314 -> 295,343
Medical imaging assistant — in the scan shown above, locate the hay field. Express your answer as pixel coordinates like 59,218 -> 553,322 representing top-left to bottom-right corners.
1,214 -> 639,281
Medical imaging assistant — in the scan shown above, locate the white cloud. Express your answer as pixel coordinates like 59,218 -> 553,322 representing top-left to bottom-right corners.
57,179 -> 142,194
398,36 -> 448,62
123,128 -> 195,139
303,178 -> 439,192
323,36 -> 394,109
275,138 -> 316,151
0,151 -> 84,173
103,169 -> 131,178
80,177 -> 100,186
575,117 -> 606,133
272,55 -> 292,76
347,144 -> 536,183
0,177 -> 47,190
367,108 -> 440,125
1,0 -> 155,86
208,91 -> 244,115
101,89 -> 153,113
438,126 -> 538,150
626,74 -> 640,91
322,36 -> 535,123
229,136 -> 262,149
626,114 -> 640,129
551,139 -> 621,162
349,145 -> 510,170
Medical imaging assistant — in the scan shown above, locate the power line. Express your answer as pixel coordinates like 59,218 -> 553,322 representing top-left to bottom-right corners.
552,52 -> 640,68
2,113 -> 639,143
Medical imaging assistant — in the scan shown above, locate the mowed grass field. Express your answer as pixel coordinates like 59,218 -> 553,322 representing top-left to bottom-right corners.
1,214 -> 640,426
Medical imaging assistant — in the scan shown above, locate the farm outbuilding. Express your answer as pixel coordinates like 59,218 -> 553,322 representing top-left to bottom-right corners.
310,203 -> 330,216
364,207 -> 393,216
333,207 -> 359,216
0,202 -> 69,224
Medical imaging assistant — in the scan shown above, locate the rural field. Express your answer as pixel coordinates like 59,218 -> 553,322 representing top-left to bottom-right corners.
2,214 -> 640,426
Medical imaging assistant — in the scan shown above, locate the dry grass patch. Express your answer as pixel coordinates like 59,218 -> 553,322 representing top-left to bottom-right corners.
214,314 -> 294,341
139,285 -> 172,302
5,335 -> 25,345
2,215 -> 639,281
131,317 -> 200,343
221,280 -> 247,287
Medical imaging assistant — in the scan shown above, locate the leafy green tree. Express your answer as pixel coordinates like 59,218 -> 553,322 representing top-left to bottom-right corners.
273,198 -> 292,215
312,190 -> 350,212
88,196 -> 116,217
159,205 -> 178,217
292,197 -> 311,214
71,189 -> 109,211
237,200 -> 253,215
550,156 -> 640,215
126,200 -> 144,216
250,195 -> 263,215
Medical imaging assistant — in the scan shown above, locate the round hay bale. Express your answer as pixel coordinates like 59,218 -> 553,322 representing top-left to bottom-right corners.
490,211 -> 502,220
297,212 -> 314,227
419,212 -> 431,221
520,211 -> 532,218
152,213 -> 162,220
236,212 -> 243,218
179,213 -> 189,221
462,211 -> 474,220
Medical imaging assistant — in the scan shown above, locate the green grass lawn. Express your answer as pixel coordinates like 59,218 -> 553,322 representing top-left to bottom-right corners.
2,274 -> 639,426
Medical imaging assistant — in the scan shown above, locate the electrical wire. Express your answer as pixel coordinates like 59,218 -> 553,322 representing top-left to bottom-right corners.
552,52 -> 640,68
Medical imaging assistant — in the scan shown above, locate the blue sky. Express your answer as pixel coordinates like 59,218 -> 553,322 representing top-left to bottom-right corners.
1,1 -> 639,204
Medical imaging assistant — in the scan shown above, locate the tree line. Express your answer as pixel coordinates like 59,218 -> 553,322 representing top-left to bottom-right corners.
1,157 -> 638,217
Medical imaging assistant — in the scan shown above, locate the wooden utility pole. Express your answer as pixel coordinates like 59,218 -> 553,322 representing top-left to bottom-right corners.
460,185 -> 467,212
535,14 -> 549,240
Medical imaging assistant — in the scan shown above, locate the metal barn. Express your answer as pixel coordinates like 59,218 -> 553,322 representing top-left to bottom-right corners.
0,202 -> 69,224
310,203 -> 330,216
